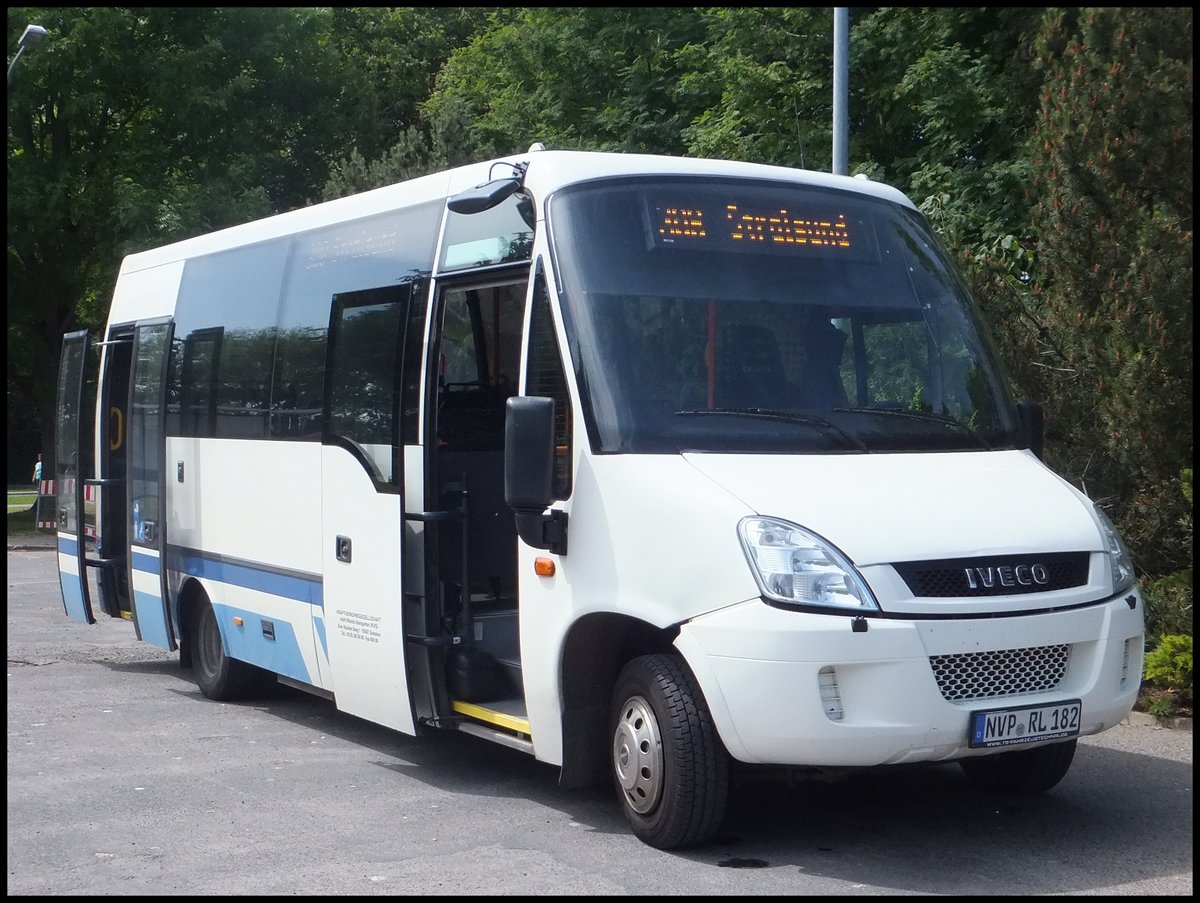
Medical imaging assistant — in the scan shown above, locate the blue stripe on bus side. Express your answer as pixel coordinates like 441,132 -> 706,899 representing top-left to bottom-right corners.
131,549 -> 161,574
172,550 -> 323,606
59,572 -> 90,623
58,540 -> 316,682
213,602 -> 312,684
129,549 -> 171,649
57,536 -> 89,621
167,548 -> 318,684
132,590 -> 173,648
314,615 -> 328,659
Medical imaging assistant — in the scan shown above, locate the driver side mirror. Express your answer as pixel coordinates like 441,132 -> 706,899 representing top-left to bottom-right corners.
505,396 -> 567,554
1017,400 -> 1044,460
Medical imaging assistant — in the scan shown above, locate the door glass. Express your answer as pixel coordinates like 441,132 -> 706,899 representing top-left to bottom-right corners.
436,282 -> 524,449
54,330 -> 96,624
325,284 -> 414,485
55,333 -> 90,537
129,324 -> 170,547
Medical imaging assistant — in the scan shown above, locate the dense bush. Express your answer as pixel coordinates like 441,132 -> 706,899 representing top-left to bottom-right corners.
1141,634 -> 1193,717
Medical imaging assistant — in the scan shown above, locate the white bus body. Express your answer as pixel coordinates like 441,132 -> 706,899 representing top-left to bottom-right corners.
54,148 -> 1144,849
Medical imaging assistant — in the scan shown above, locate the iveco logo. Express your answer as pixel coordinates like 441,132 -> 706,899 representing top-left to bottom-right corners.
964,563 -> 1050,591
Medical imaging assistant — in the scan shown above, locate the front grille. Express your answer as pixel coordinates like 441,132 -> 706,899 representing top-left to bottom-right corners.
894,552 -> 1090,598
930,643 -> 1070,702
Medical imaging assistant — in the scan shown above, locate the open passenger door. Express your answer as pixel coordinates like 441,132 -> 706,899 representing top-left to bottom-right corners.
54,331 -> 95,624
320,286 -> 415,733
125,320 -> 176,650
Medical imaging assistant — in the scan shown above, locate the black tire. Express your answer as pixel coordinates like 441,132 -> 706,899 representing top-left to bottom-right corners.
190,597 -> 274,701
609,653 -> 730,850
959,739 -> 1078,794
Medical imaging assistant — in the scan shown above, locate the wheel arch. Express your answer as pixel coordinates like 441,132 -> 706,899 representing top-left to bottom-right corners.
558,611 -> 677,788
175,576 -> 210,670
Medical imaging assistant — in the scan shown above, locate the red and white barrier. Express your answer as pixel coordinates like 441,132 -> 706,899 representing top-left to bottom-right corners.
35,479 -> 98,535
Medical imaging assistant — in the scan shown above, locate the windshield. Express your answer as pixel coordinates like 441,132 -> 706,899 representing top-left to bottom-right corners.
548,176 -> 1021,454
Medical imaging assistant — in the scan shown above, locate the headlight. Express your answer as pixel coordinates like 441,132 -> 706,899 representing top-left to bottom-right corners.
1094,507 -> 1137,595
738,516 -> 878,612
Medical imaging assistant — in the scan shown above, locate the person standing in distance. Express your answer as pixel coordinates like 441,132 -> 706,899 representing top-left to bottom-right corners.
33,453 -> 42,486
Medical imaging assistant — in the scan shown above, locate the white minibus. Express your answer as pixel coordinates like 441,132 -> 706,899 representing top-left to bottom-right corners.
54,147 -> 1144,849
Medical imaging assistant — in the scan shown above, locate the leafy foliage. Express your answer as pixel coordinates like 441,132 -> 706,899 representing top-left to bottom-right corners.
424,7 -> 706,158
6,7 -> 490,470
1141,634 -> 1193,717
1142,549 -> 1194,645
6,7 -> 1193,638
1144,635 -> 1193,694
1023,8 -> 1193,581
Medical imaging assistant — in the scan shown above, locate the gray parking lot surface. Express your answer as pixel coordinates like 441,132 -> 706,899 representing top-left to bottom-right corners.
7,547 -> 1193,895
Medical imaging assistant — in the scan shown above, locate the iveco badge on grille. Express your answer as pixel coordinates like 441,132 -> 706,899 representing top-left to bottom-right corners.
964,563 -> 1051,591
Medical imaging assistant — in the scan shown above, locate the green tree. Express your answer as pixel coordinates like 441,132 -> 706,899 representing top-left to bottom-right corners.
423,7 -> 706,159
8,7 -> 338,465
673,8 -> 834,169
1024,7 -> 1193,580
318,9 -> 514,195
320,7 -> 495,196
423,8 -> 1042,259
7,8 -> 487,473
850,8 -> 1041,243
9,5 -> 1193,615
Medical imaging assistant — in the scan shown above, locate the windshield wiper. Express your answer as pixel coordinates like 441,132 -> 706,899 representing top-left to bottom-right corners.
833,407 -> 988,448
675,407 -> 868,451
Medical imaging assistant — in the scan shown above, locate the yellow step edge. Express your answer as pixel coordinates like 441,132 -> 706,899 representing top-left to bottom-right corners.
451,700 -> 531,736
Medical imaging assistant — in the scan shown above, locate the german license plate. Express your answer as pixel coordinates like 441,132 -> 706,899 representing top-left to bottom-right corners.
968,699 -> 1082,749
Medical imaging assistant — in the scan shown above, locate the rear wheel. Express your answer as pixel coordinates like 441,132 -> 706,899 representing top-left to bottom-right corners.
609,653 -> 729,849
959,739 -> 1077,794
191,597 -> 273,701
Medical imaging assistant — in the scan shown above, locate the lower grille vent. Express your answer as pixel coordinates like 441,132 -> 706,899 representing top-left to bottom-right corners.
930,644 -> 1069,702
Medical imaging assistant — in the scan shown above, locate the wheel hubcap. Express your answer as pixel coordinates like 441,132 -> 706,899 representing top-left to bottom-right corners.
613,695 -> 663,815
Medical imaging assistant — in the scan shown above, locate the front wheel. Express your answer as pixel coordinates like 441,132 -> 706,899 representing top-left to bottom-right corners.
609,654 -> 729,849
959,739 -> 1078,794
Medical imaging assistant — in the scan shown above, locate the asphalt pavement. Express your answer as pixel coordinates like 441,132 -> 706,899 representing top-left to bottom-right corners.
7,541 -> 1192,895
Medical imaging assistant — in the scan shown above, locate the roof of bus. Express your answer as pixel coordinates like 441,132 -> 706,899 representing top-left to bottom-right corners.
514,149 -> 914,209
117,149 -> 916,274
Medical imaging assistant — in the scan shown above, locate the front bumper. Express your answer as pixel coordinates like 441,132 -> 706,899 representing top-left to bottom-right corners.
675,591 -> 1144,766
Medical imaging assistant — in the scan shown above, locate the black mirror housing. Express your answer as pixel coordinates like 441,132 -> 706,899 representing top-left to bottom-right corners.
505,396 -> 567,555
505,396 -> 555,510
447,177 -> 523,215
1017,400 -> 1044,460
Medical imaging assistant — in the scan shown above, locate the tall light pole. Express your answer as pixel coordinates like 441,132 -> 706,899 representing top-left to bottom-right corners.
832,8 -> 849,176
8,24 -> 48,90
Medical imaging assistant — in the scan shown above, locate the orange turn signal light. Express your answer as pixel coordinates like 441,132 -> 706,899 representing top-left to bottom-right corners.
232,616 -> 244,627
534,557 -> 556,577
